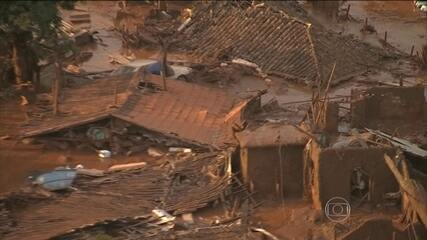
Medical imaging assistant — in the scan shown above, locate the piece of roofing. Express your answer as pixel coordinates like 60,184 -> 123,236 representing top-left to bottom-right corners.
21,72 -> 256,149
21,74 -> 137,137
178,1 -> 391,86
236,124 -> 309,148
113,74 -> 250,148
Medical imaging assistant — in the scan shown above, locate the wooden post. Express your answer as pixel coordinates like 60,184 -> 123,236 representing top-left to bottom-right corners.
53,57 -> 62,116
384,31 -> 388,43
410,45 -> 415,56
158,0 -> 167,11
34,66 -> 40,93
346,4 -> 351,19
113,81 -> 118,106
160,40 -> 168,91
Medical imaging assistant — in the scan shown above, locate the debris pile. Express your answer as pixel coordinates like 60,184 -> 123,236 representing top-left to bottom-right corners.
50,211 -> 259,240
1,150 -> 257,239
20,73 -> 261,151
175,1 -> 395,86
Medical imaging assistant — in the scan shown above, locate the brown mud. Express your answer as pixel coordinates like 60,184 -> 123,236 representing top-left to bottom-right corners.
0,1 -> 426,240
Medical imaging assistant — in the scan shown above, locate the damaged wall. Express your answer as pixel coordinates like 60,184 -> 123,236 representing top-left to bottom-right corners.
350,86 -> 427,132
237,124 -> 308,200
310,141 -> 398,210
240,145 -> 305,200
339,217 -> 426,240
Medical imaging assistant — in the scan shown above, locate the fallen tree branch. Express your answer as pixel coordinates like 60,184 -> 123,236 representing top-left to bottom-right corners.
384,154 -> 427,227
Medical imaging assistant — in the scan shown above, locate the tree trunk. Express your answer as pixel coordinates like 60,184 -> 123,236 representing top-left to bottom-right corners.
53,56 -> 62,115
11,33 -> 35,88
12,41 -> 24,86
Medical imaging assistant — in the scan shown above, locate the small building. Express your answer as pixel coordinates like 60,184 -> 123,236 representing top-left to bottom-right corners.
350,86 -> 427,135
236,124 -> 309,200
308,138 -> 399,210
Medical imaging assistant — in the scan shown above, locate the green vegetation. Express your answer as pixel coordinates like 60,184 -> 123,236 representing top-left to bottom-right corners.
0,1 -> 74,87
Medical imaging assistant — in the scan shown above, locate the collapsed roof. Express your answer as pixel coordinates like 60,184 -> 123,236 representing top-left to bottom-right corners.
21,72 -> 259,149
177,1 -> 393,86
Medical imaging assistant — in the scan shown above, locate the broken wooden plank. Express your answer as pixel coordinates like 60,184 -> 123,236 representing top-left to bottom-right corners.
384,154 -> 427,227
107,162 -> 147,172
367,128 -> 427,158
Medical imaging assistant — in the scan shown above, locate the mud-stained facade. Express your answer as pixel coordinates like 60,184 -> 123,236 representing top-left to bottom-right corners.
309,141 -> 398,210
237,124 -> 308,200
350,86 -> 427,133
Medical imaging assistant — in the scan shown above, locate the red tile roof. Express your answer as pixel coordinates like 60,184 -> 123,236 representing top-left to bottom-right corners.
22,73 -> 255,149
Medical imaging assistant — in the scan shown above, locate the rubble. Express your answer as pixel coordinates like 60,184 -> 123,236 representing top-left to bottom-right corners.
175,1 -> 397,86
367,129 -> 427,158
1,1 -> 426,240
0,151 -> 254,239
20,73 -> 262,152
384,153 -> 427,227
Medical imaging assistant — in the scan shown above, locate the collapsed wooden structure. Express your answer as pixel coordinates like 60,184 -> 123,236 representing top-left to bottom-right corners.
176,1 -> 392,86
21,72 -> 262,150
1,151 -> 258,240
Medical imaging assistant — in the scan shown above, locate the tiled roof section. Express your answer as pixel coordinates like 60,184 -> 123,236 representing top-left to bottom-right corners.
21,74 -> 136,137
179,2 -> 390,86
113,75 -> 242,148
265,1 -> 395,85
21,72 -> 253,148
181,2 -> 319,83
236,124 -> 309,148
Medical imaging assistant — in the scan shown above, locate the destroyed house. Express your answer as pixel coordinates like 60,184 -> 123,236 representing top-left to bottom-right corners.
351,85 -> 427,134
236,124 -> 309,200
308,139 -> 399,210
21,72 -> 260,150
178,2 -> 389,86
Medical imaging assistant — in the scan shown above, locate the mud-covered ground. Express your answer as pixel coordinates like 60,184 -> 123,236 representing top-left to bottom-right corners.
0,1 -> 426,239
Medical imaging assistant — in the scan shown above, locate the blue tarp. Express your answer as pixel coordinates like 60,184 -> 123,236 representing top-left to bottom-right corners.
147,62 -> 175,77
35,169 -> 77,191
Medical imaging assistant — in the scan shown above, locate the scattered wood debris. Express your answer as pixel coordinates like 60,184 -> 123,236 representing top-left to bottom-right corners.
384,153 -> 427,228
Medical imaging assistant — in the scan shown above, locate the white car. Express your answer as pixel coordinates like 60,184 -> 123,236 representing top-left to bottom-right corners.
415,1 -> 427,12
111,59 -> 192,81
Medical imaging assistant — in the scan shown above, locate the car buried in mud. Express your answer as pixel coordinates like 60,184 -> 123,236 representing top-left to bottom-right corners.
110,59 -> 192,81
415,0 -> 427,12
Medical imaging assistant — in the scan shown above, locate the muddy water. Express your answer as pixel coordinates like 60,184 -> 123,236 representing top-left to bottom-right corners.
306,1 -> 427,54
0,99 -> 149,194
0,139 -> 150,194
72,1 -> 125,72
351,1 -> 427,53
79,29 -> 124,72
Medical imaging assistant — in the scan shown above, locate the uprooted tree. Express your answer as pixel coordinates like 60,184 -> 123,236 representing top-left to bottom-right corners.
0,1 -> 74,89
